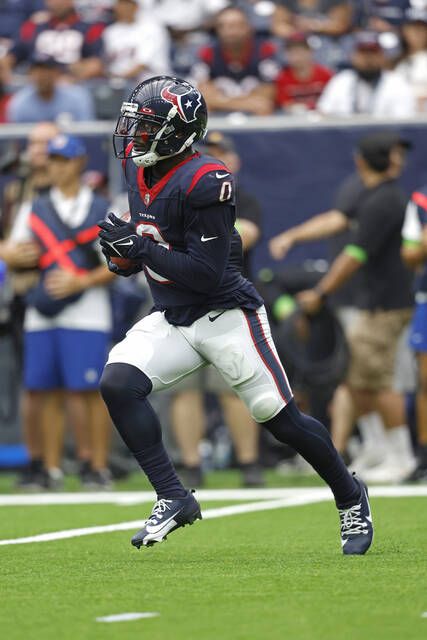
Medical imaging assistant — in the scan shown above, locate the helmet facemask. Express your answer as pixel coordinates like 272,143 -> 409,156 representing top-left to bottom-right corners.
113,102 -> 199,168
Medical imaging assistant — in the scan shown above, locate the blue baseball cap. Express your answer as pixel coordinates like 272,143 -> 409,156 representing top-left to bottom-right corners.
47,134 -> 87,159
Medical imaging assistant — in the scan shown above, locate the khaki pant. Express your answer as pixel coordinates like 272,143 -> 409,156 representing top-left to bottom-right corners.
347,308 -> 413,391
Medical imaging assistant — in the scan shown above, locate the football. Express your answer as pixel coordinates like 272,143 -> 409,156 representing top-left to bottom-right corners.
109,211 -> 136,271
110,255 -> 135,270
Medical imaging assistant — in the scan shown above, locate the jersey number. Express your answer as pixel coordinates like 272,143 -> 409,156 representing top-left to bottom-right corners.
219,181 -> 232,202
136,222 -> 172,284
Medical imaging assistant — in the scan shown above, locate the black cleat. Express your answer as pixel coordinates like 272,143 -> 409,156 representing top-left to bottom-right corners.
339,476 -> 374,555
131,490 -> 202,549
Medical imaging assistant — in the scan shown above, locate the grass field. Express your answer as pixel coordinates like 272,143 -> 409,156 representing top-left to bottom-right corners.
1,473 -> 427,640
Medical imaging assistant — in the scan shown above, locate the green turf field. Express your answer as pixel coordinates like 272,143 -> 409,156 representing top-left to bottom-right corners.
1,476 -> 426,640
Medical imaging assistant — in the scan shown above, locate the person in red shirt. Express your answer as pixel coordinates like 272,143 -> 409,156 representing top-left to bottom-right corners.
275,32 -> 333,112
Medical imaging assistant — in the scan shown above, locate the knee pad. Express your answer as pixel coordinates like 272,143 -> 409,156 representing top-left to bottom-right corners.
249,391 -> 281,422
100,363 -> 153,406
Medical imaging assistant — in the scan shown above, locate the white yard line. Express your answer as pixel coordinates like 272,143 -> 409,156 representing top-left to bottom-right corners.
96,612 -> 159,622
0,493 -> 329,546
0,485 -> 426,547
0,485 -> 426,507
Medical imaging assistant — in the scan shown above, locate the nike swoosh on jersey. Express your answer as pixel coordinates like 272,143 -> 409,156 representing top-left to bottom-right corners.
145,512 -> 180,535
201,235 -> 218,242
216,172 -> 230,178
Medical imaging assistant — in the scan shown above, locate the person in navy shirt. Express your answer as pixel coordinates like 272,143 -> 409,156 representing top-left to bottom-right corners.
2,0 -> 105,82
98,75 -> 373,554
191,5 -> 281,115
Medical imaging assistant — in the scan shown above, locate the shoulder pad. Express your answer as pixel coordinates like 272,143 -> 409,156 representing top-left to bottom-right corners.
187,159 -> 235,208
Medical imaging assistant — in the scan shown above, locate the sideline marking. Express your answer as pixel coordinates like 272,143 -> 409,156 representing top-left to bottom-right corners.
0,493 -> 329,546
0,485 -> 426,507
96,612 -> 159,623
422,612 -> 427,618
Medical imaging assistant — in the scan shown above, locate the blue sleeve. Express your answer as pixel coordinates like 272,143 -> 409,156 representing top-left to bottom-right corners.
141,199 -> 235,293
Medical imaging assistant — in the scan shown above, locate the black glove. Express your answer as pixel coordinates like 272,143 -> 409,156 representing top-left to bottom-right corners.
98,213 -> 147,260
101,247 -> 144,277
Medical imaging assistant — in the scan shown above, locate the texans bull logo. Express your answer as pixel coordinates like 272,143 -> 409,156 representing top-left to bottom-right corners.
160,85 -> 202,123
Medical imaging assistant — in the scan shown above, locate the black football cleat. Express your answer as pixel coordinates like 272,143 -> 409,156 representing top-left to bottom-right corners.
131,490 -> 202,549
339,476 -> 374,555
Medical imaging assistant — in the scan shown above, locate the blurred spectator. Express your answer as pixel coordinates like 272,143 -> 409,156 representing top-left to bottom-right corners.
7,134 -> 114,489
6,53 -> 95,123
0,122 -> 58,490
363,0 -> 412,31
275,32 -> 333,112
103,0 -> 171,85
298,132 -> 415,483
192,5 -> 281,115
395,8 -> 427,111
272,0 -> 353,37
140,0 -> 230,78
0,1 -> 45,56
401,181 -> 427,482
269,131 -> 411,468
318,30 -> 416,116
233,0 -> 278,35
272,0 -> 354,68
142,0 -> 229,33
1,0 -> 105,83
74,0 -> 115,23
170,131 -> 264,488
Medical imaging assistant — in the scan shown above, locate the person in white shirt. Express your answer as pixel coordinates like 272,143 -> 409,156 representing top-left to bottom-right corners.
103,0 -> 171,83
318,30 -> 416,117
395,9 -> 427,112
8,134 -> 115,490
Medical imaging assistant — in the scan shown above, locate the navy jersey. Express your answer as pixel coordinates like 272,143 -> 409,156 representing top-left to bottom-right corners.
193,37 -> 280,97
124,151 -> 263,326
10,10 -> 104,66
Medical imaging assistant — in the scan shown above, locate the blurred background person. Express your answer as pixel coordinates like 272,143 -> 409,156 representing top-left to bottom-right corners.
363,0 -> 412,32
317,30 -> 416,116
0,0 -> 105,84
297,132 -> 416,483
102,0 -> 171,86
269,131 -> 412,471
141,0 -> 229,78
275,31 -> 334,112
0,0 -> 45,58
170,131 -> 264,488
401,181 -> 427,482
271,0 -> 354,69
6,53 -> 95,124
192,5 -> 281,115
0,122 -> 59,489
7,134 -> 114,489
395,7 -> 427,112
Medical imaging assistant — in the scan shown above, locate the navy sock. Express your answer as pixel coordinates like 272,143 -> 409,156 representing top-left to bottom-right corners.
100,363 -> 186,499
263,399 -> 359,508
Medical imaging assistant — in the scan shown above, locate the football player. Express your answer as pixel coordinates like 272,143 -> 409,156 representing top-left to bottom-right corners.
98,75 -> 373,554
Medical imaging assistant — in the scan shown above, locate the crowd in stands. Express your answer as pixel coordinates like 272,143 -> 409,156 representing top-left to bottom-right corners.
0,0 -> 426,123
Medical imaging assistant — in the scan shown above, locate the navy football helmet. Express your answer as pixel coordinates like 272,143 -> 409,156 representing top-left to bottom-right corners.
113,75 -> 208,167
